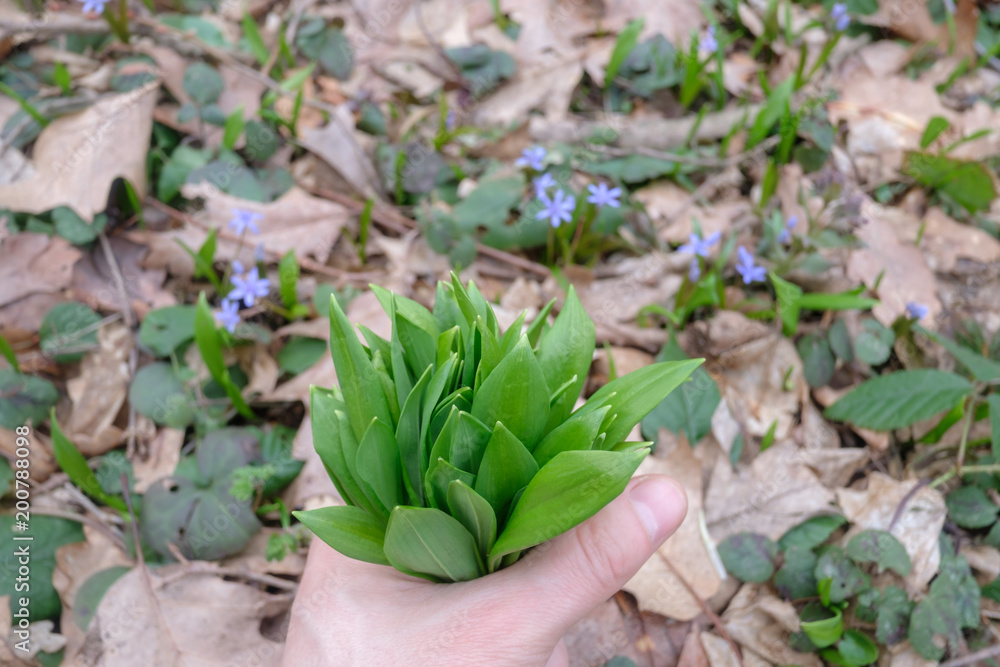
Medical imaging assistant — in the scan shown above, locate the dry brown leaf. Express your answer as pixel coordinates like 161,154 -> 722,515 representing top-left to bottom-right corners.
704,441 -> 837,542
836,472 -> 945,592
699,632 -> 741,667
71,237 -> 174,319
860,0 -> 942,44
0,426 -> 56,482
235,343 -> 279,399
299,106 -> 382,198
799,447 -> 868,489
0,233 -> 82,309
633,182 -> 753,247
61,323 -> 130,456
569,254 -> 684,326
887,642 -> 939,667
132,427 -> 184,493
722,585 -> 822,667
0,82 -> 158,220
222,528 -> 306,578
890,207 -> 1000,274
848,201 -> 940,328
562,599 -> 632,667
677,626 -> 710,667
624,436 -> 723,621
588,346 -> 654,396
80,566 -> 288,667
960,544 -> 1000,583
53,526 -> 132,662
136,186 -> 348,279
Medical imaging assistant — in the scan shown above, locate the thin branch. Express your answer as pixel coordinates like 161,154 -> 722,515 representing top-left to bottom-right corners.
159,562 -> 299,593
941,643 -> 1000,667
888,478 -> 931,533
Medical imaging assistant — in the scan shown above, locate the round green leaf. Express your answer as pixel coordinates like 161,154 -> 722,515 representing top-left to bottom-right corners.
815,546 -> 871,604
717,532 -> 779,582
779,514 -> 847,551
128,362 -> 196,428
40,302 -> 101,362
0,515 -> 85,621
183,62 -> 225,105
798,333 -> 835,387
277,336 -> 326,375
854,319 -> 894,365
0,369 -> 59,429
846,529 -> 911,576
139,305 -> 197,357
73,566 -> 130,631
823,629 -> 879,667
946,485 -> 999,529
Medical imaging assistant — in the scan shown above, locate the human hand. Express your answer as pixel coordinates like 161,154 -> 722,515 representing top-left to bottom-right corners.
282,475 -> 687,667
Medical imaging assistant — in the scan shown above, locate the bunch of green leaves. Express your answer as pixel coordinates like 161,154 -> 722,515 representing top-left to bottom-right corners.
718,516 -> 978,662
294,274 -> 700,581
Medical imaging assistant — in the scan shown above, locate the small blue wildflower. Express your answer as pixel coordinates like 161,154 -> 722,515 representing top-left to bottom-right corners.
688,259 -> 701,282
677,231 -> 721,258
445,110 -> 456,131
905,302 -> 928,320
80,0 -> 108,13
533,173 -> 556,199
699,25 -> 718,55
232,259 -> 246,276
214,299 -> 241,333
536,189 -> 576,228
229,267 -> 271,307
254,243 -> 266,263
778,215 -> 798,244
831,3 -> 849,31
586,182 -> 622,208
229,208 -> 262,235
516,146 -> 547,171
735,246 -> 766,284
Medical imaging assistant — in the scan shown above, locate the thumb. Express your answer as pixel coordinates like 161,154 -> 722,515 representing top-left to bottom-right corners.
489,475 -> 687,636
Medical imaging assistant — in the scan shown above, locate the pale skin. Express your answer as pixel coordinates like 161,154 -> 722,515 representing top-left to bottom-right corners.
283,475 -> 687,666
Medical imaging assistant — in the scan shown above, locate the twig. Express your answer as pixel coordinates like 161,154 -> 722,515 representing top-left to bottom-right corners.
588,135 -> 781,168
888,478 -> 931,533
32,506 -> 126,552
159,562 -> 299,593
941,643 -> 1000,667
657,553 -> 745,667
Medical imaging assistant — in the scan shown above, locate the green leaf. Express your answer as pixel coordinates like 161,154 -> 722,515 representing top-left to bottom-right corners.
920,327 -> 1000,382
945,485 -> 998,528
718,532 -> 779,582
770,273 -> 803,335
920,116 -> 951,149
0,515 -> 84,621
50,411 -> 127,510
296,19 -> 354,80
356,418 -> 404,513
748,77 -> 794,149
383,506 -> 483,582
533,405 -> 609,467
310,387 -> 380,515
490,448 -> 648,560
293,505 -> 389,565
829,318 -> 854,362
640,340 -> 720,445
800,601 -> 843,649
876,585 -> 912,646
846,529 -> 911,575
241,12 -> 270,65
475,422 -> 539,522
139,305 -> 197,357
425,455 -> 475,511
139,428 -> 262,561
278,250 -> 300,310
73,566 -> 130,631
447,480 -> 497,558
157,145 -> 209,202
774,545 -> 818,600
222,105 -> 245,151
825,369 -> 972,431
604,18 -> 645,88
536,286 -> 595,433
0,333 -> 19,372
798,333 -> 835,387
183,62 -> 225,105
277,336 -> 326,375
815,546 -> 870,604
576,359 -> 703,448
472,337 -> 550,450
991,394 -> 1000,459
327,294 -> 392,442
128,362 -> 196,428
778,515 -> 847,552
821,629 -> 878,667
796,292 -> 879,312
0,369 -> 59,430
51,206 -> 104,245
195,293 -> 254,418
40,301 -> 101,362
903,151 -> 997,213
854,319 -> 894,366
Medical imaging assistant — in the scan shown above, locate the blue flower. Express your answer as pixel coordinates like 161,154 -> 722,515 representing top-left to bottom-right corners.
677,231 -> 721,258
688,259 -> 701,282
586,182 -> 622,208
905,302 -> 928,320
831,3 -> 849,31
229,208 -> 262,235
254,244 -> 266,263
699,25 -> 718,55
536,189 -> 576,228
445,110 -> 456,131
214,299 -> 241,333
232,259 -> 246,276
533,173 -> 556,199
80,0 -> 108,13
229,267 -> 271,307
778,215 -> 798,244
735,246 -> 766,284
516,146 -> 547,171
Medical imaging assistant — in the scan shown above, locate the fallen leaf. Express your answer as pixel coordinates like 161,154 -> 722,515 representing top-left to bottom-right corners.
71,235 -> 174,318
222,528 -> 306,578
81,566 -> 289,667
722,585 -> 822,667
625,435 -> 723,621
848,201 -> 940,328
132,427 -> 185,494
0,82 -> 158,220
889,207 -> 1000,274
62,323 -> 131,456
677,626 -> 710,667
633,182 -> 753,247
699,632 -> 740,667
0,233 -> 82,309
704,441 -> 837,542
799,447 -> 869,489
235,343 -> 279,399
836,472 -> 946,592
960,544 -> 1000,583
859,0 -> 942,44
299,105 -> 382,198
0,426 -> 56,482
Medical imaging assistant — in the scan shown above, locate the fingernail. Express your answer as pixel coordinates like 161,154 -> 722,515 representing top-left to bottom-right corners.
629,477 -> 685,543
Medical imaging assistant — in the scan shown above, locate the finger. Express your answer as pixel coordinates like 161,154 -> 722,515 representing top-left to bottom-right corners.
487,475 -> 687,637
